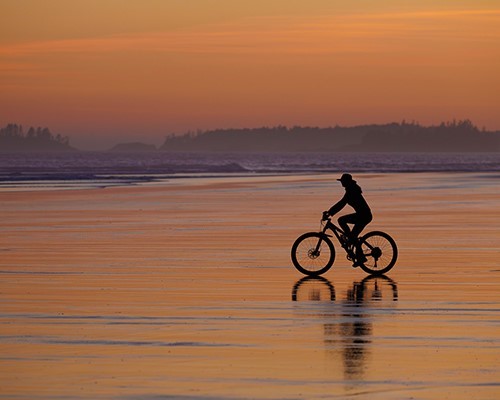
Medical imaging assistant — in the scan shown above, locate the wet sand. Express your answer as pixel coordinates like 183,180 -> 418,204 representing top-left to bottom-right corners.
1,172 -> 499,399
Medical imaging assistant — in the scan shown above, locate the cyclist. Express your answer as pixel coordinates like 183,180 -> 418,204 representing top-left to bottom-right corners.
324,173 -> 372,265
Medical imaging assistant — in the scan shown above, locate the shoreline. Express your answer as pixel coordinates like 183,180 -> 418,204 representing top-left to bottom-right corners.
1,169 -> 500,193
1,151 -> 499,192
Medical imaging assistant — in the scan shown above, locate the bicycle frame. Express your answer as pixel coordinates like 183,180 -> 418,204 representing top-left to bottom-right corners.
322,218 -> 345,243
317,217 -> 367,261
312,217 -> 352,256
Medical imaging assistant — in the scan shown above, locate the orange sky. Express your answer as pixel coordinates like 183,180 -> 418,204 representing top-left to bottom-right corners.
1,0 -> 499,149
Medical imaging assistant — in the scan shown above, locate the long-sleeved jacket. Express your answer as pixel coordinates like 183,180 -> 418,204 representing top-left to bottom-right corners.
328,182 -> 372,217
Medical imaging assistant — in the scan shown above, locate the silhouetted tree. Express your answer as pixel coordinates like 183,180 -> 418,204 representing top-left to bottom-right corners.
0,123 -> 73,152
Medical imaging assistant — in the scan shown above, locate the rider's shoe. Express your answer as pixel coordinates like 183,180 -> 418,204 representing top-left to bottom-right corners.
352,252 -> 367,268
354,240 -> 367,264
357,253 -> 367,263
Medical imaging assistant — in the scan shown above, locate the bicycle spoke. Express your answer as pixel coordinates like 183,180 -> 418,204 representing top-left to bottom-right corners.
291,232 -> 336,276
360,232 -> 397,273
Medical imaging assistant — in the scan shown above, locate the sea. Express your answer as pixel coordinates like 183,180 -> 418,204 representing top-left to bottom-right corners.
0,151 -> 499,190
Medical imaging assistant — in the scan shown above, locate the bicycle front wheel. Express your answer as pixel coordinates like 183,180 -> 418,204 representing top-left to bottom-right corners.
358,231 -> 398,275
291,232 -> 336,276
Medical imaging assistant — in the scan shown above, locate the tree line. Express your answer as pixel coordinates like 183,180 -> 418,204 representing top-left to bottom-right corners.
160,120 -> 500,152
0,123 -> 73,152
2,120 -> 499,152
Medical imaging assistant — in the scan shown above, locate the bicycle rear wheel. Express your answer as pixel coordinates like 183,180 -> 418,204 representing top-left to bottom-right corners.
291,232 -> 335,276
358,231 -> 398,275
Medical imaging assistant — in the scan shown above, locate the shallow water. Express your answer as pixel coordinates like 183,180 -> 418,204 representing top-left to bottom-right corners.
0,172 -> 499,399
1,152 -> 499,189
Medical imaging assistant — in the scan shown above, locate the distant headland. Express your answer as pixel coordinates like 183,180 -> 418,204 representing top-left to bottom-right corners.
1,120 -> 499,153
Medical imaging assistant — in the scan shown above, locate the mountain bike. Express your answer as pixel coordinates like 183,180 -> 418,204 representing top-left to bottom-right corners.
291,212 -> 398,276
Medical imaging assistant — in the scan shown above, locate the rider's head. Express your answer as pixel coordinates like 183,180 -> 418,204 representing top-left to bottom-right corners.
337,173 -> 354,187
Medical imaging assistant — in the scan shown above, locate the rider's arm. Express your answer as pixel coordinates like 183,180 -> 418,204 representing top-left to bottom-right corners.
327,194 -> 347,216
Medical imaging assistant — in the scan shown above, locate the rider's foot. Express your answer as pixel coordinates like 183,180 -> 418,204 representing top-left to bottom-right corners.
352,252 -> 367,268
354,240 -> 367,264
357,253 -> 367,263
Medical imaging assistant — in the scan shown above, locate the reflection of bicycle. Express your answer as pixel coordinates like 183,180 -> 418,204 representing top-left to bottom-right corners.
291,275 -> 397,381
346,275 -> 398,303
291,276 -> 336,302
291,275 -> 398,303
291,214 -> 398,276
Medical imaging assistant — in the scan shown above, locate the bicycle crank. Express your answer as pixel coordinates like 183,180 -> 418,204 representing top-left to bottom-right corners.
372,247 -> 382,260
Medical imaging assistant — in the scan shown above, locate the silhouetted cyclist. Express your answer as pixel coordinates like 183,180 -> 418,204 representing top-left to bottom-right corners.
324,173 -> 372,265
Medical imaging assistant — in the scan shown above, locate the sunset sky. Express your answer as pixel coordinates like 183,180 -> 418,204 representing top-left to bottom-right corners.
1,0 -> 499,149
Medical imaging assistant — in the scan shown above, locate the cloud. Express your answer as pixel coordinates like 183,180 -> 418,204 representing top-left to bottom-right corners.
1,8 -> 499,58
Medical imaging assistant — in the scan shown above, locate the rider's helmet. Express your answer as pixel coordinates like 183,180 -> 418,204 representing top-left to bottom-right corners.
337,173 -> 353,184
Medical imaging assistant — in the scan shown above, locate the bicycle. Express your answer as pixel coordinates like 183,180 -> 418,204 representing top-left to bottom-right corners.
291,212 -> 398,276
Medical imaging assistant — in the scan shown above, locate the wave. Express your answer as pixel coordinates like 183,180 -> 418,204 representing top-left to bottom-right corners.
0,152 -> 499,184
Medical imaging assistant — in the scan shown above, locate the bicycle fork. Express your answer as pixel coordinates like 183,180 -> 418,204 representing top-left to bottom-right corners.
312,236 -> 325,257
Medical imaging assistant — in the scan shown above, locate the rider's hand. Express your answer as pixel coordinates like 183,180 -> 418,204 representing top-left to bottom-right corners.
322,211 -> 330,221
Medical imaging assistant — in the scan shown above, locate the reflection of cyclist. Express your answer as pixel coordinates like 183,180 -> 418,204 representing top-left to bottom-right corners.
324,174 -> 372,264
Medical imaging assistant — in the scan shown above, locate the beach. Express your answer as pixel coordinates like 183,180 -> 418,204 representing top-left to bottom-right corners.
0,172 -> 499,399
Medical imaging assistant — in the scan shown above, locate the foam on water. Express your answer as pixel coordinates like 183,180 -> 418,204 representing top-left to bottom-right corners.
1,152 -> 499,184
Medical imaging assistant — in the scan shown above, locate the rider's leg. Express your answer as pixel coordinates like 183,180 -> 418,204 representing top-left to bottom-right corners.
352,214 -> 373,263
338,213 -> 357,241
351,212 -> 373,240
351,222 -> 367,241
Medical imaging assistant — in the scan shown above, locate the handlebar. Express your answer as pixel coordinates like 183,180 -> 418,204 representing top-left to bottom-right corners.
322,211 -> 330,221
